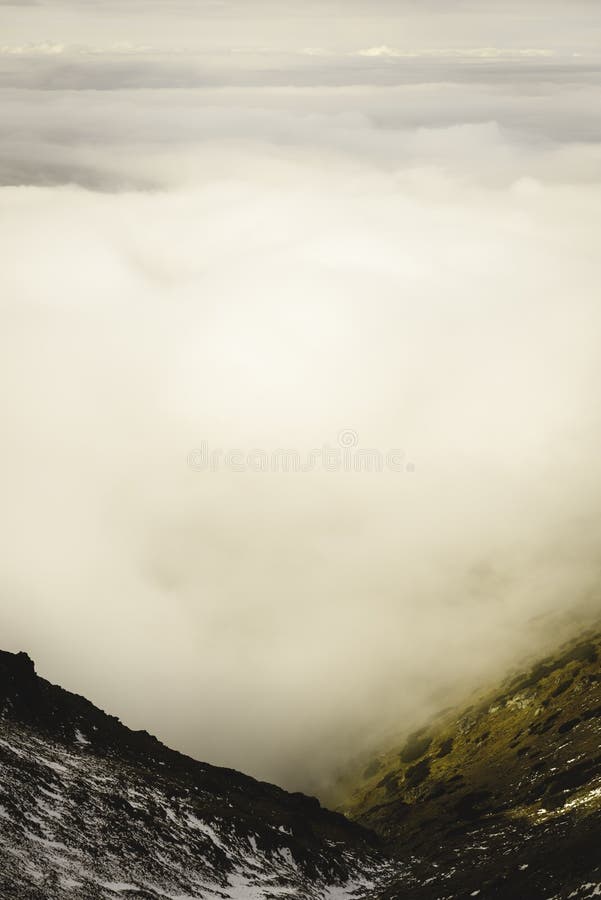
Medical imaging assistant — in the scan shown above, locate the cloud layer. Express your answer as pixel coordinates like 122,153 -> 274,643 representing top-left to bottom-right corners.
1,1 -> 601,793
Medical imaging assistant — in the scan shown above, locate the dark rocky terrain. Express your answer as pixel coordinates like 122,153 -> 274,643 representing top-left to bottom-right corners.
0,649 -> 393,899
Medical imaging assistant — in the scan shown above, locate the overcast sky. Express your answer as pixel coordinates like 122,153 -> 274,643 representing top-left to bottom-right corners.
2,0 -> 601,53
1,1 -> 601,794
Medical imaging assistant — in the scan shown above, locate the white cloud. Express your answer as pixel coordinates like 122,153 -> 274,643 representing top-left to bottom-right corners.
357,45 -> 401,58
0,40 -> 162,57
1,124 -> 601,792
0,41 -> 64,55
356,46 -> 554,59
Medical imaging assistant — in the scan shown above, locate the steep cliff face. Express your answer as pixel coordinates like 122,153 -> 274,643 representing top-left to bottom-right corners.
0,650 -> 393,900
340,628 -> 601,899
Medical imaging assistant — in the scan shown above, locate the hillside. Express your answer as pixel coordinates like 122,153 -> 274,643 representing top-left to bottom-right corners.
339,627 -> 601,899
0,650 -> 393,899
1,628 -> 599,900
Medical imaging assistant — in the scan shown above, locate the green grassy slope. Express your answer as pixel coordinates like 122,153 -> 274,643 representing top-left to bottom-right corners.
340,626 -> 601,898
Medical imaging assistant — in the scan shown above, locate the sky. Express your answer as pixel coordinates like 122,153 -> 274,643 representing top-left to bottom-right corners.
1,1 -> 601,794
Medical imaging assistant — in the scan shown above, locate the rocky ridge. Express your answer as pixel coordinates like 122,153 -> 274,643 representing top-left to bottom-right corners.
0,649 -> 393,900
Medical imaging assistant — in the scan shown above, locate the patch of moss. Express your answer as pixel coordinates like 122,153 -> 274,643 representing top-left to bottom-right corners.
362,759 -> 383,780
405,758 -> 431,787
399,731 -> 432,764
436,737 -> 454,758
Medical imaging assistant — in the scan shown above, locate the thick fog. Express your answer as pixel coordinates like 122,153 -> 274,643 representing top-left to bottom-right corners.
1,1 -> 601,793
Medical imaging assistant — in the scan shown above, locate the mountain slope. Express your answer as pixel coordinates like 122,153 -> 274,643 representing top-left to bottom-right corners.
2,627 -> 600,900
0,650 -> 394,900
339,627 -> 601,899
